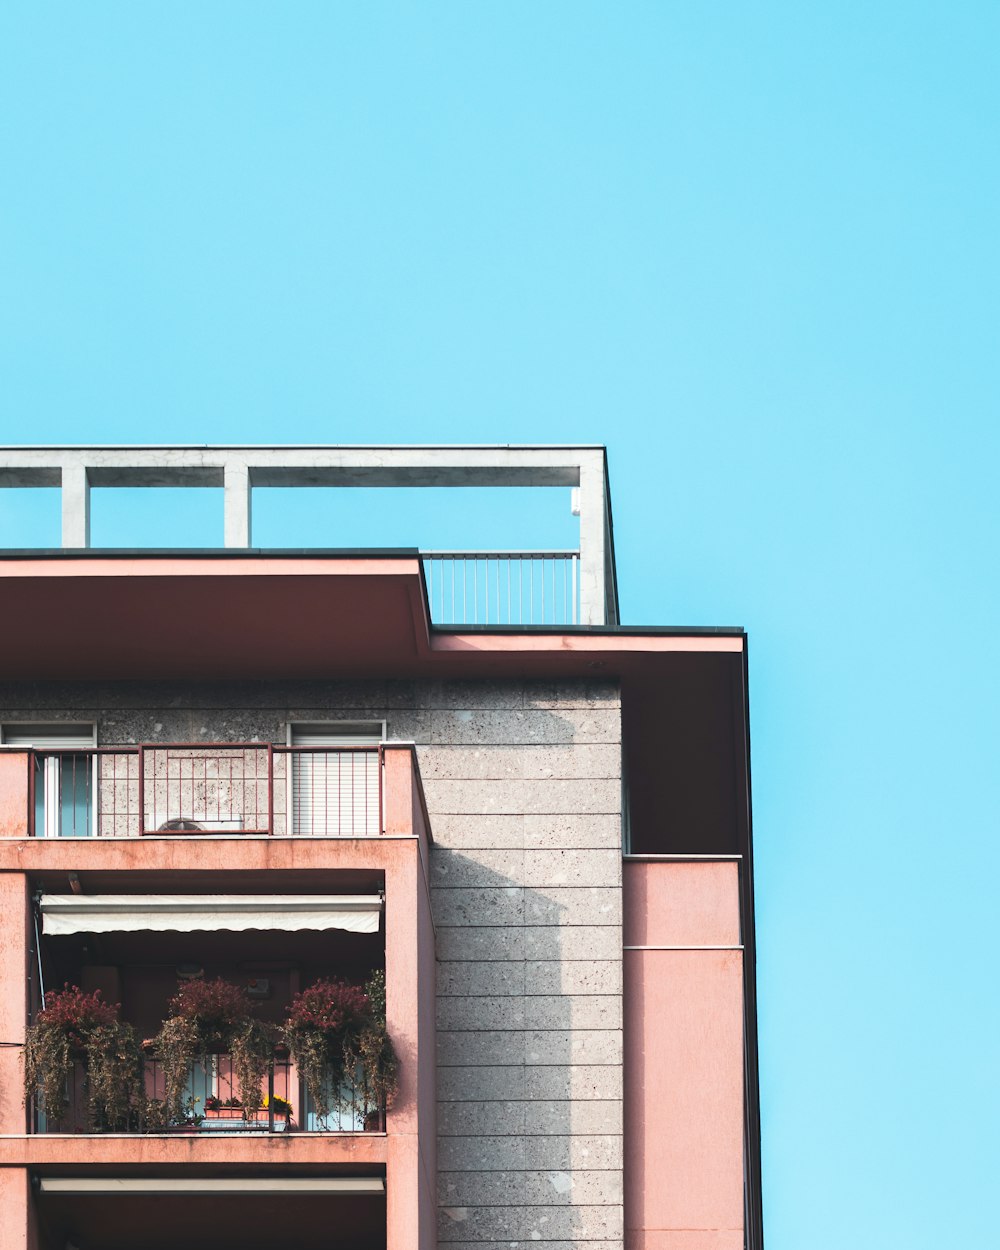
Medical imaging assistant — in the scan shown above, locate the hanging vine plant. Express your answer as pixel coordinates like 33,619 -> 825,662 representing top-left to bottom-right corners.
23,985 -> 144,1132
350,970 -> 398,1121
152,977 -> 274,1122
283,972 -> 397,1121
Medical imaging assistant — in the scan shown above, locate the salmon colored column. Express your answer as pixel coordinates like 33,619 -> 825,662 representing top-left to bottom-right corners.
0,1169 -> 40,1250
0,874 -> 31,1135
0,753 -> 29,837
623,861 -> 745,1250
383,745 -> 437,1250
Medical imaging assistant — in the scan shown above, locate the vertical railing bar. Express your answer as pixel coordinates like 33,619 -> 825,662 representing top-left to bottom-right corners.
561,556 -> 566,625
28,752 -> 36,838
267,743 -> 274,835
573,553 -> 578,624
138,746 -> 145,837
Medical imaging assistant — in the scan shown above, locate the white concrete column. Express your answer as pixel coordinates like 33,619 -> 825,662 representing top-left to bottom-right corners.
61,463 -> 90,548
577,452 -> 608,625
224,462 -> 252,547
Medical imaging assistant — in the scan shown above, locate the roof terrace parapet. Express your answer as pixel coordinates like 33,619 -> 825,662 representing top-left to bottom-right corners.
0,443 -> 618,625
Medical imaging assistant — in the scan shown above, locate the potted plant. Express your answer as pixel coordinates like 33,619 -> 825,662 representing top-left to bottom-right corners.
283,971 -> 397,1123
202,1095 -> 245,1120
263,1094 -> 293,1121
23,985 -> 143,1132
152,978 -> 274,1123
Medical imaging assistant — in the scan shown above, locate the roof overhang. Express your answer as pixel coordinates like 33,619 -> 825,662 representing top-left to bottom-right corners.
0,552 -> 741,681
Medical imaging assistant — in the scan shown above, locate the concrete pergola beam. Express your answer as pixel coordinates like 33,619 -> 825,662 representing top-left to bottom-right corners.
0,445 -> 617,624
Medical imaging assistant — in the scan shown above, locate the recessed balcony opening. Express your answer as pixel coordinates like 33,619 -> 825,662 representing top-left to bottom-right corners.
33,1175 -> 386,1250
30,891 -> 390,1137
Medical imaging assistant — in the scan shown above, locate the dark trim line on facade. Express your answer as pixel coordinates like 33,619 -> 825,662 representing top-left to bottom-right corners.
603,451 -> 621,626
738,636 -> 765,1250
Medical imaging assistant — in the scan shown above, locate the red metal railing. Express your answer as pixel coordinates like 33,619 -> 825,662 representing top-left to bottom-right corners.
27,745 -> 384,838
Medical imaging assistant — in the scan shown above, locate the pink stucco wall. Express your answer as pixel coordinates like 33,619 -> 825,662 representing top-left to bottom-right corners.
624,860 -> 740,948
0,1169 -> 39,1250
0,753 -> 28,838
0,874 -> 30,1136
384,749 -> 437,1250
623,861 -> 745,1250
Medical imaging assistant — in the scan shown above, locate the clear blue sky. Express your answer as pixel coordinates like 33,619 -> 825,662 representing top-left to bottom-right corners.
1,5 -> 997,1246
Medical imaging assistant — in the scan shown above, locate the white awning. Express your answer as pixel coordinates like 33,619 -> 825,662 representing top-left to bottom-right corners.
37,1176 -> 385,1195
39,894 -> 383,936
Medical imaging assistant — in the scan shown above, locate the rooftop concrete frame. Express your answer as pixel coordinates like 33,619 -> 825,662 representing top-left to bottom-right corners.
0,444 -> 618,625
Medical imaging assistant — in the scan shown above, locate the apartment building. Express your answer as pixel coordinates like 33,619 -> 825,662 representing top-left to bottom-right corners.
0,445 -> 762,1250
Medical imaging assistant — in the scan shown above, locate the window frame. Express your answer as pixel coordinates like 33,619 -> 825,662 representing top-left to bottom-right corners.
0,722 -> 98,838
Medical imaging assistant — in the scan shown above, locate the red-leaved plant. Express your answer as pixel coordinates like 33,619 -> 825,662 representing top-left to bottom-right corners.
286,979 -> 369,1036
33,985 -> 118,1050
153,978 -> 274,1123
24,985 -> 142,1131
167,977 -> 252,1039
283,974 -> 396,1121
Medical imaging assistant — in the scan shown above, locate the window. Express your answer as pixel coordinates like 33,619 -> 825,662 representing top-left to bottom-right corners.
288,722 -> 383,837
1,723 -> 97,838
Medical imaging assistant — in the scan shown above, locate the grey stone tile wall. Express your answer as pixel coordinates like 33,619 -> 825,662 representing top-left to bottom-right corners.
411,681 -> 624,1250
0,677 -> 624,1249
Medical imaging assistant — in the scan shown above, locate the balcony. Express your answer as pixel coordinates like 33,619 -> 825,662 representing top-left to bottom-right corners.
37,1050 -> 384,1137
9,744 -> 385,838
26,891 -> 392,1139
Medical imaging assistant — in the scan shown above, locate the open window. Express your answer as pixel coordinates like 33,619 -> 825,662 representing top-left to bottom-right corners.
288,723 -> 384,837
1,722 -> 97,838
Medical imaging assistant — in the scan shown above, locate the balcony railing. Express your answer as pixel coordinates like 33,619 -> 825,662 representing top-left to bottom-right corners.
26,745 -> 383,838
34,1052 -> 383,1135
423,551 -> 580,625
